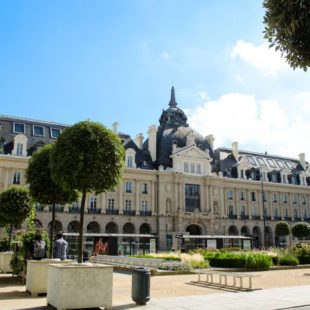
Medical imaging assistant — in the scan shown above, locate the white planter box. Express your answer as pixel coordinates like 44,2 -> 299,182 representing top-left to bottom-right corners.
0,251 -> 13,273
47,263 -> 113,310
26,259 -> 72,296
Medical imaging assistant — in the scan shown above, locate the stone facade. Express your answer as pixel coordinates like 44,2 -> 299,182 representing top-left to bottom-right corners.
0,88 -> 310,251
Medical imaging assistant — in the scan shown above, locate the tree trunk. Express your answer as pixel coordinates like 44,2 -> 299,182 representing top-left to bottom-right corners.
50,203 -> 56,258
8,224 -> 13,248
78,189 -> 87,263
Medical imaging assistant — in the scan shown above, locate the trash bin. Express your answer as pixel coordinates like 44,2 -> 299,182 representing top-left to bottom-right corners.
131,267 -> 151,305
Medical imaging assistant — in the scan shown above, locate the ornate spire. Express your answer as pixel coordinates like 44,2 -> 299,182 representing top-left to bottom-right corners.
169,86 -> 177,108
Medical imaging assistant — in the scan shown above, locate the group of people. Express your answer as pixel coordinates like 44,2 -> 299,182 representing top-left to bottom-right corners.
32,232 -> 68,260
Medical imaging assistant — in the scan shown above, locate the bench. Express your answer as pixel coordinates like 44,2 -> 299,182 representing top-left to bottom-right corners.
196,269 -> 260,290
94,255 -> 165,269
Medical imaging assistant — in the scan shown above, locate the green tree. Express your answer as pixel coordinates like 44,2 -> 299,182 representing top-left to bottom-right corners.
291,222 -> 310,240
263,0 -> 310,71
0,187 -> 33,246
51,121 -> 124,263
27,144 -> 78,257
275,221 -> 290,246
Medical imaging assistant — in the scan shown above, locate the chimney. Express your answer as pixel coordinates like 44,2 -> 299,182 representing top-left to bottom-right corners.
299,153 -> 306,170
148,125 -> 157,162
135,133 -> 144,149
206,135 -> 215,149
232,141 -> 239,161
112,122 -> 119,133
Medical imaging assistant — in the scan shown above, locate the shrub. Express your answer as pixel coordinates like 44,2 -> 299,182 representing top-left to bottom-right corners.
291,247 -> 310,264
278,254 -> 299,266
0,239 -> 10,251
158,261 -> 191,271
245,253 -> 272,269
180,253 -> 209,269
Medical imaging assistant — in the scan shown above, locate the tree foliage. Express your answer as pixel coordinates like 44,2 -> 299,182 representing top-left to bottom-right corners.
263,0 -> 310,71
27,144 -> 78,257
27,144 -> 78,205
291,222 -> 310,239
51,121 -> 125,262
275,221 -> 290,236
0,187 -> 32,226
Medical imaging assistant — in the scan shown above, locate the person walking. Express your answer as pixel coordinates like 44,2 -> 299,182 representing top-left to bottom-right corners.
32,233 -> 47,260
53,232 -> 68,260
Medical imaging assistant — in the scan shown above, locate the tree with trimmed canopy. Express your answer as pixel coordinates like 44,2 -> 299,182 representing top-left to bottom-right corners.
27,144 -> 78,257
0,187 -> 33,246
275,221 -> 290,247
51,121 -> 124,263
263,0 -> 310,71
291,222 -> 310,240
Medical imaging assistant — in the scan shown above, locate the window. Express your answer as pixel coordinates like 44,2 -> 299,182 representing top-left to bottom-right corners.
267,159 -> 277,168
184,162 -> 189,173
285,208 -> 288,217
228,205 -> 234,215
240,205 -> 246,215
141,183 -> 148,194
302,196 -> 306,204
290,175 -> 298,185
196,163 -> 201,174
263,192 -> 267,202
274,208 -> 278,217
90,197 -> 97,209
125,181 -> 132,193
247,156 -> 257,166
251,192 -> 256,201
141,200 -> 148,211
294,209 -> 298,218
239,191 -> 245,200
50,128 -> 61,138
16,143 -> 23,156
256,157 -> 266,166
276,160 -> 285,169
271,173 -> 278,182
304,209 -> 307,218
125,199 -> 132,210
13,171 -> 21,184
292,195 -> 297,204
185,184 -> 200,212
127,156 -> 133,168
227,190 -> 233,200
108,198 -> 114,210
283,194 -> 288,203
33,125 -> 44,136
285,161 -> 294,169
13,122 -> 25,134
273,193 -> 277,202
190,163 -> 195,173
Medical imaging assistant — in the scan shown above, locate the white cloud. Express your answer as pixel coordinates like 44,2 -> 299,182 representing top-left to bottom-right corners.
187,92 -> 310,159
231,40 -> 288,77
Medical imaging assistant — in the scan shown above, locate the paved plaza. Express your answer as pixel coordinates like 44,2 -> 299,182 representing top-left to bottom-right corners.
0,268 -> 310,310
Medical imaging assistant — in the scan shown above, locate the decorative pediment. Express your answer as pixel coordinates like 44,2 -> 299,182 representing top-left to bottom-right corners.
171,144 -> 211,161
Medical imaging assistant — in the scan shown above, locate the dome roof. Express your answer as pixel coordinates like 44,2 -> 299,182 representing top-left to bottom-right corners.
156,87 -> 214,168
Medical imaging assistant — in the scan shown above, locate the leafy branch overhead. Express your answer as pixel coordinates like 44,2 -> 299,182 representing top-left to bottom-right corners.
263,0 -> 310,71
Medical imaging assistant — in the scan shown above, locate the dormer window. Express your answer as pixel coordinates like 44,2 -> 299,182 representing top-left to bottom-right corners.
127,156 -> 133,167
184,162 -> 189,173
13,122 -> 25,134
50,128 -> 61,139
125,148 -> 136,168
33,125 -> 44,137
16,143 -> 23,156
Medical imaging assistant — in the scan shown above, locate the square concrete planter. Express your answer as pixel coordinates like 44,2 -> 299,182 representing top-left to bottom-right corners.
0,251 -> 13,273
47,263 -> 113,310
26,259 -> 72,296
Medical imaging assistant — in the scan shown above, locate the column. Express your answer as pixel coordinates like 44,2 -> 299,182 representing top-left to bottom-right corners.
135,180 -> 140,215
151,180 -> 155,215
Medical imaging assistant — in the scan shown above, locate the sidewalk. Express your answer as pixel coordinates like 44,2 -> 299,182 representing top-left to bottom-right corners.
0,268 -> 310,310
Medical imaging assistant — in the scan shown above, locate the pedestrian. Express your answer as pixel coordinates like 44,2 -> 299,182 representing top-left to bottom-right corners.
53,231 -> 68,260
32,233 -> 47,260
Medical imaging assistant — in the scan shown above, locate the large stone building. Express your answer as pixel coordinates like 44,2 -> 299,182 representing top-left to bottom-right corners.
1,87 -> 310,254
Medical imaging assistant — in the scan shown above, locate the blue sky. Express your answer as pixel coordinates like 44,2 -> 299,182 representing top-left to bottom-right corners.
1,1 -> 310,159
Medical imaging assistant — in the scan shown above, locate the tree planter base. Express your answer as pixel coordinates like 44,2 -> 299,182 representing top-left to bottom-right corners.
26,259 -> 72,296
0,252 -> 13,273
47,263 -> 113,310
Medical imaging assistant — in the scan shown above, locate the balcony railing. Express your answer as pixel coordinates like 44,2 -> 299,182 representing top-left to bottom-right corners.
87,208 -> 101,214
69,207 -> 81,213
284,216 -> 292,221
252,215 -> 261,220
123,210 -> 136,216
139,210 -> 152,216
228,214 -> 237,219
106,209 -> 119,215
273,216 -> 282,221
240,214 -> 249,220
304,217 -> 310,222
49,206 -> 64,213
264,216 -> 271,220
